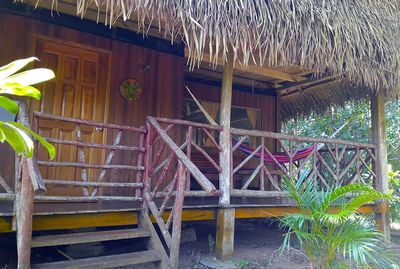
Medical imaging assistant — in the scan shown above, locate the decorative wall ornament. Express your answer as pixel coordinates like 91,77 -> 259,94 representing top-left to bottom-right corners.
120,79 -> 143,101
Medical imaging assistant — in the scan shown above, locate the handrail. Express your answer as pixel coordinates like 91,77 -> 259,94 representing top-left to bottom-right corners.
231,127 -> 376,149
154,117 -> 222,131
146,116 -> 219,196
34,111 -> 146,133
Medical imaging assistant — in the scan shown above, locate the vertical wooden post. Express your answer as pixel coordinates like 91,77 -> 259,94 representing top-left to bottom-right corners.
15,102 -> 34,269
142,121 -> 153,209
169,161 -> 186,268
216,51 -> 235,260
16,158 -> 34,269
370,90 -> 390,241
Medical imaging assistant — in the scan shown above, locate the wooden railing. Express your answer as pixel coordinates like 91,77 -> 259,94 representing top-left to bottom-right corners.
144,116 -> 221,268
230,128 -> 377,197
32,112 -> 146,202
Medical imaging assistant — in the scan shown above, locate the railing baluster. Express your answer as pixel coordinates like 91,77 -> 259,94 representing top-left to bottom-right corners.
76,124 -> 89,196
186,126 -> 193,191
260,137 -> 265,191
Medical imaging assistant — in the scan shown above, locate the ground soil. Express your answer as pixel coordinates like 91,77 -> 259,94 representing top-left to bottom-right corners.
178,219 -> 309,269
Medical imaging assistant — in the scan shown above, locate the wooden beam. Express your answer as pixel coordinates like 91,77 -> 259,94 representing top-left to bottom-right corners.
279,75 -> 337,95
185,49 -> 306,82
0,206 -> 376,233
370,90 -> 390,241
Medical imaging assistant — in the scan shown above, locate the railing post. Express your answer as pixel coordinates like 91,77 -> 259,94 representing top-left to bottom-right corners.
14,103 -> 34,269
370,90 -> 390,241
169,161 -> 186,268
142,120 -> 153,209
16,157 -> 34,269
216,50 -> 235,261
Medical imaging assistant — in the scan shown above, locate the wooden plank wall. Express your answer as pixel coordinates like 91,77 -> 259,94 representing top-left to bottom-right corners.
184,81 -> 278,135
0,13 -> 184,196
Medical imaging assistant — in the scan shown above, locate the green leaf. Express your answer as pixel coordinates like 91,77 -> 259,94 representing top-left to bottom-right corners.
0,85 -> 42,100
0,68 -> 55,87
0,122 -> 27,156
0,57 -> 38,80
3,122 -> 34,158
0,96 -> 18,114
0,128 -> 5,142
9,121 -> 56,160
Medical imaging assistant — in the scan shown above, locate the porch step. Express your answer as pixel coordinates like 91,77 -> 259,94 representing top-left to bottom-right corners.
32,249 -> 161,269
31,228 -> 151,247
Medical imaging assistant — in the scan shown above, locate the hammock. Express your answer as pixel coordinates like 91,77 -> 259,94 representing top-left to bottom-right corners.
185,85 -> 349,164
232,137 -> 315,164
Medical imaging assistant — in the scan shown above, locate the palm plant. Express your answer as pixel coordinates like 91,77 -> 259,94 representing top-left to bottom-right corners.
280,176 -> 398,269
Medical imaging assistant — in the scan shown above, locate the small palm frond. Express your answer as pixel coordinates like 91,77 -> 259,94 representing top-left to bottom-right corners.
322,191 -> 391,222
318,184 -> 377,213
330,220 -> 382,265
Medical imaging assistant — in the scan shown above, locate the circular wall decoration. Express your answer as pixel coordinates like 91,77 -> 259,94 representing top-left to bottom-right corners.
120,79 -> 143,101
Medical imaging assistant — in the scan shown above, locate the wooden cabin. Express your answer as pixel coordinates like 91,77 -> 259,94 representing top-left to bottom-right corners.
0,1 -> 398,268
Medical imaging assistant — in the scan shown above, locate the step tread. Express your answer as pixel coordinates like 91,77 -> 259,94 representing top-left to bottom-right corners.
32,250 -> 161,269
32,228 -> 151,247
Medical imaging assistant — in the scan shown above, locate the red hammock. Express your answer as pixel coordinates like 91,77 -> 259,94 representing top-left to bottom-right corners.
233,137 -> 314,164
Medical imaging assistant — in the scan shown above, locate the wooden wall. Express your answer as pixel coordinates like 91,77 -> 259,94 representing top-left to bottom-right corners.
0,13 -> 185,127
0,12 -> 184,195
184,81 -> 279,133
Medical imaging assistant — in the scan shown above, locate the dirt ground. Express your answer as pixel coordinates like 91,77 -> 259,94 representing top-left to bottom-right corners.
178,219 -> 309,269
178,219 -> 400,269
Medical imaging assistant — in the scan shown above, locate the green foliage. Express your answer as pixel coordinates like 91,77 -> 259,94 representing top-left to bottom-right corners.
0,57 -> 55,159
389,166 -> 400,222
283,101 -> 400,224
280,176 -> 398,269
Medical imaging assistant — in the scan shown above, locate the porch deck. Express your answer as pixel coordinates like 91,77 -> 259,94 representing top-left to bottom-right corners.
0,112 -> 379,232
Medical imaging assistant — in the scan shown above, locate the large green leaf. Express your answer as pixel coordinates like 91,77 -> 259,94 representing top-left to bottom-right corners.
0,68 -> 55,88
0,96 -> 18,114
9,121 -> 56,160
0,122 -> 28,156
4,122 -> 35,158
0,85 -> 42,100
0,57 -> 38,81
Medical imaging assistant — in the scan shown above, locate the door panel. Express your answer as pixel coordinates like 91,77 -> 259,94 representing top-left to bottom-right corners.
32,37 -> 110,197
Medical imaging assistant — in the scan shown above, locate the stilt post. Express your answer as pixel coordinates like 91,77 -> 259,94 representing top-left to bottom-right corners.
169,161 -> 186,268
216,51 -> 235,260
15,103 -> 35,269
370,90 -> 390,240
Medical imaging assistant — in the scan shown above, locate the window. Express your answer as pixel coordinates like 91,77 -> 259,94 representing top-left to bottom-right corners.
182,99 -> 260,147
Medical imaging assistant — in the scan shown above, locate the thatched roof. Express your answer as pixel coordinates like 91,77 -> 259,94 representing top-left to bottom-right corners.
28,0 -> 400,93
281,80 -> 369,121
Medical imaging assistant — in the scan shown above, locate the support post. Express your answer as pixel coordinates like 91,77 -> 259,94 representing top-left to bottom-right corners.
169,161 -> 186,268
370,90 -> 390,241
216,51 -> 235,260
16,157 -> 34,269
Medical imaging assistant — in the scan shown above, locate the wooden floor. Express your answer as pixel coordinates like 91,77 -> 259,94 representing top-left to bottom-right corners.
0,204 -> 376,233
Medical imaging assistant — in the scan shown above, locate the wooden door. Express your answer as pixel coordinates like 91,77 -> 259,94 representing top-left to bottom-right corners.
32,37 -> 111,196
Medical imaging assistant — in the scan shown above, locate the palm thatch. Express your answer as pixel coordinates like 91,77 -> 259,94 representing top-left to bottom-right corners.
281,80 -> 369,121
28,0 -> 400,93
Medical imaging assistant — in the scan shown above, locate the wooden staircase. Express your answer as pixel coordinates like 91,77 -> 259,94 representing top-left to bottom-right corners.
31,211 -> 169,269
